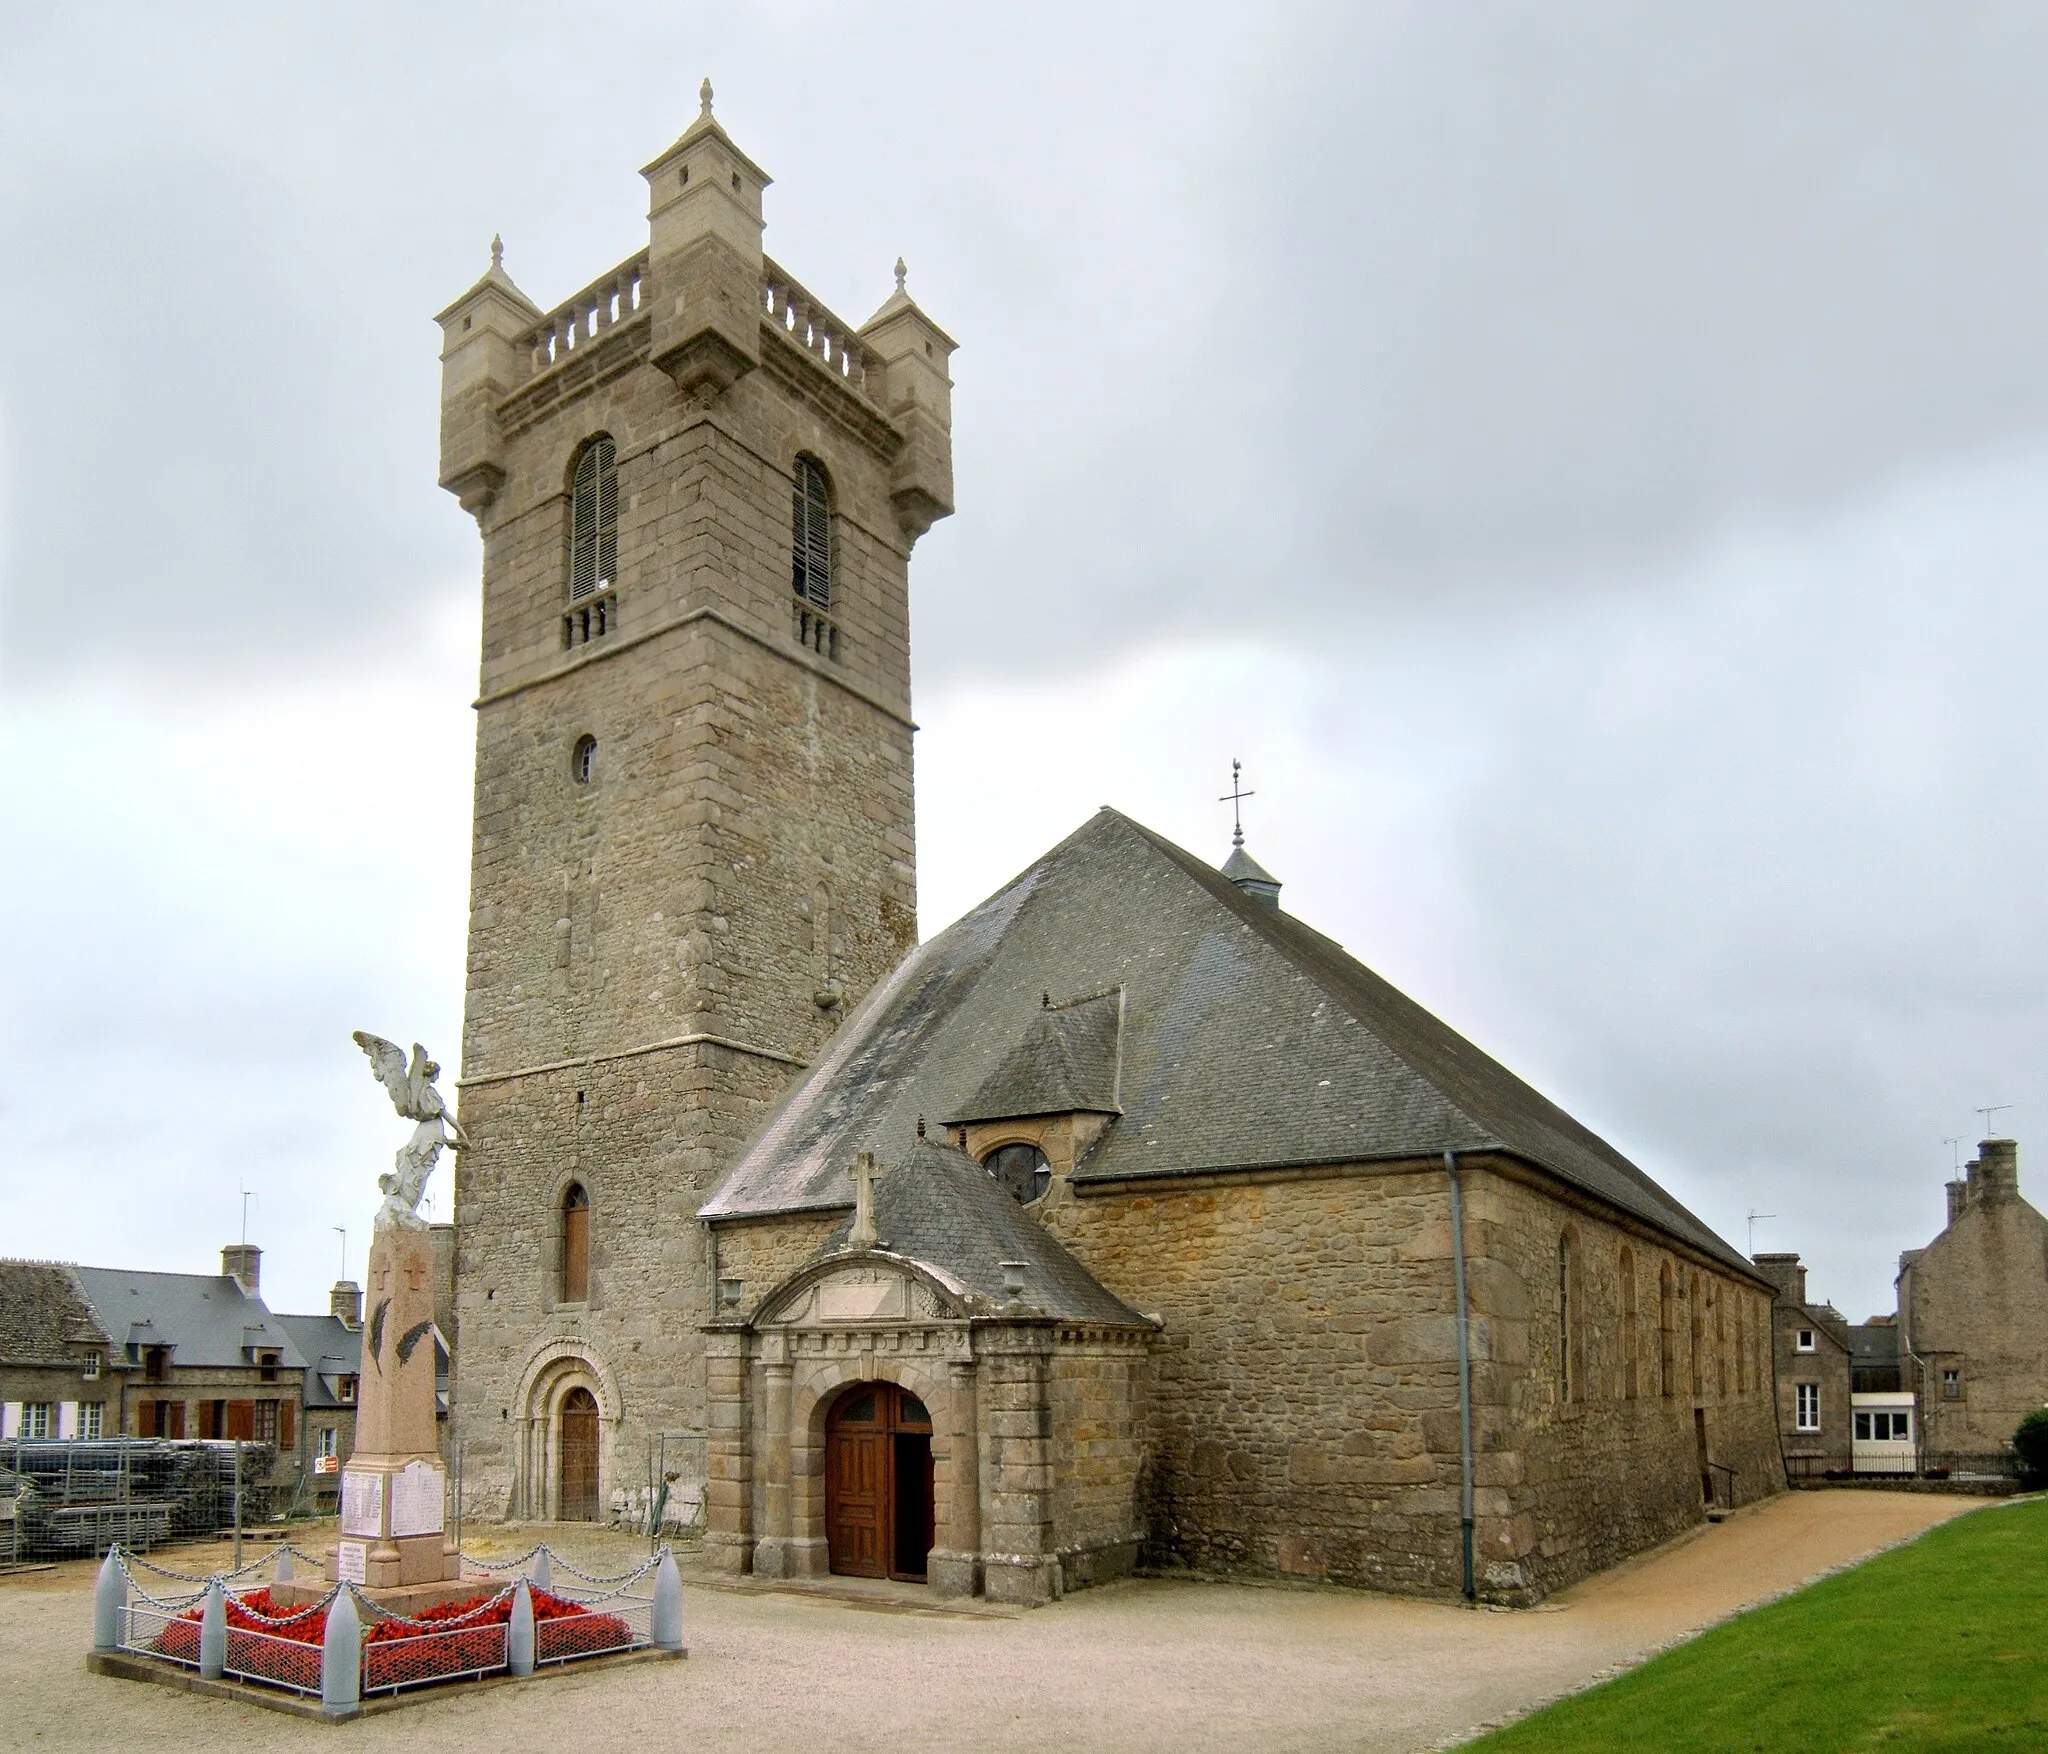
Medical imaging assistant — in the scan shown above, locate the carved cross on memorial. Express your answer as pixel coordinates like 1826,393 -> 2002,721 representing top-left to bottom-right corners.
848,1150 -> 885,1250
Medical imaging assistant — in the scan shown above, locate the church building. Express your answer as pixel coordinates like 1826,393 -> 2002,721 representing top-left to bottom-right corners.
437,97 -> 1781,1607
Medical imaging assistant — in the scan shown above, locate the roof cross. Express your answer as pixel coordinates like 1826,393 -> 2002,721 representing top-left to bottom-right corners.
1219,758 -> 1255,849
848,1150 -> 885,1250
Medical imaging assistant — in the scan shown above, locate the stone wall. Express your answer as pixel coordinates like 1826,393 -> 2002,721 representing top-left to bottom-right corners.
1042,1164 -> 1470,1595
1047,1332 -> 1152,1587
1041,1155 -> 1782,1604
1470,1169 -> 1782,1601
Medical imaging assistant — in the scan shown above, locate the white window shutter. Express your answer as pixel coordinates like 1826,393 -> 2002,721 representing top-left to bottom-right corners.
58,1401 -> 78,1438
0,1403 -> 17,1439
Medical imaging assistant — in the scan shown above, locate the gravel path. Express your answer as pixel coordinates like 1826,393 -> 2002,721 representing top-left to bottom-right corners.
0,1491 -> 1978,1753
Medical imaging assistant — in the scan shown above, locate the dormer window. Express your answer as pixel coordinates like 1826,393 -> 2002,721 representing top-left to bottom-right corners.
338,1374 -> 358,1404
144,1345 -> 170,1383
984,1143 -> 1051,1205
1796,1329 -> 1816,1353
259,1349 -> 281,1383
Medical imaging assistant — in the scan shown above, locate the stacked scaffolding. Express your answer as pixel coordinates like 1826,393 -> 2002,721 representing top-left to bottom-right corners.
2,1440 -> 275,1558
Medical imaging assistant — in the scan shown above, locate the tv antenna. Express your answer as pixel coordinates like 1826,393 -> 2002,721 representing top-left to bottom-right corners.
1219,758 -> 1255,848
239,1183 -> 257,1245
333,1226 -> 348,1280
1746,1209 -> 1776,1255
1976,1104 -> 2013,1137
1944,1136 -> 1965,1173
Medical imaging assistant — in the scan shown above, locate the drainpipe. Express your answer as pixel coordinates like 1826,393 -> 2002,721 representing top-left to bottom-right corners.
1447,1151 -> 1476,1602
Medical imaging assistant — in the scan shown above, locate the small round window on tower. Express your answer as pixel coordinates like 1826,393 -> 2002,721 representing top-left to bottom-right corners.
571,735 -> 598,784
984,1143 -> 1051,1205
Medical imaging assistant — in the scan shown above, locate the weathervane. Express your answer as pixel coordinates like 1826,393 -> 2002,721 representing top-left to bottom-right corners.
1219,759 -> 1255,849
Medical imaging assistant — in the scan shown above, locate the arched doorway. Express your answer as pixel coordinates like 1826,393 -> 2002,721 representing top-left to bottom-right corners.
825,1383 -> 934,1580
559,1387 -> 600,1521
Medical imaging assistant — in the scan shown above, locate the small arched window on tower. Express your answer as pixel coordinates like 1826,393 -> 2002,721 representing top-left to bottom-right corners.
560,1183 -> 590,1304
791,455 -> 832,609
569,438 -> 618,602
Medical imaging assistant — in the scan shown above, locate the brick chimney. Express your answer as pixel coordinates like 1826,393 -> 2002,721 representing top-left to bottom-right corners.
1750,1252 -> 1807,1305
330,1280 -> 363,1329
1945,1179 -> 1970,1225
221,1243 -> 261,1294
1976,1137 -> 2020,1204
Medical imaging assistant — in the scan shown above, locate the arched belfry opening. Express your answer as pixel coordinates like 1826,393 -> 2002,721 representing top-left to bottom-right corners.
824,1382 -> 934,1580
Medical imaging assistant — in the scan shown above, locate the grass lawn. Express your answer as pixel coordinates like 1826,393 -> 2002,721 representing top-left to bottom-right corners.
1468,1496 -> 2048,1753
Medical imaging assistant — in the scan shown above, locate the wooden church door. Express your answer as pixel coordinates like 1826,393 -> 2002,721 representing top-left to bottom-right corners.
559,1388 -> 600,1521
825,1384 -> 935,1581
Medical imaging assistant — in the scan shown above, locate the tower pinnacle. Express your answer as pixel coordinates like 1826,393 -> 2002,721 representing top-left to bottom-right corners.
699,76 -> 714,118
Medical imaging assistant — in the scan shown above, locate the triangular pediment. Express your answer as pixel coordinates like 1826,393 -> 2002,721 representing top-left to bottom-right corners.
759,1254 -> 965,1328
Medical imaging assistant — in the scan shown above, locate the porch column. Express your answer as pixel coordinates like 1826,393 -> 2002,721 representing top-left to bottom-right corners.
929,1356 -> 982,1598
979,1322 -> 1057,1605
702,1329 -> 754,1573
754,1338 -> 797,1579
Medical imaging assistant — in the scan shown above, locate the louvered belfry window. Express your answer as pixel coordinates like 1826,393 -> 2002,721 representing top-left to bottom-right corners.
791,455 -> 832,608
569,437 -> 618,602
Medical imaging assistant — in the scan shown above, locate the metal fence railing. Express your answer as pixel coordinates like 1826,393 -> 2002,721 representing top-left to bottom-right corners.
1785,1449 -> 2021,1483
93,1538 -> 682,1714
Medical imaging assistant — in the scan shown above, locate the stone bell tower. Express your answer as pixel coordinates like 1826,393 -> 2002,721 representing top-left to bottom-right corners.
434,84 -> 955,1519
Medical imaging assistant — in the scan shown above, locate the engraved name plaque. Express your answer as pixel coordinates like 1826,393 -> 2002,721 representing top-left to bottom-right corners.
390,1459 -> 445,1538
339,1469 -> 384,1538
336,1540 -> 367,1584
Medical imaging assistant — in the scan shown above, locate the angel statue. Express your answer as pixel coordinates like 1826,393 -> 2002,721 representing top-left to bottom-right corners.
353,1031 -> 468,1230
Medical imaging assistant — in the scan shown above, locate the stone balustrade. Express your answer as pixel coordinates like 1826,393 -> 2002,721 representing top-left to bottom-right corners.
521,254 -> 650,376
762,258 -> 883,400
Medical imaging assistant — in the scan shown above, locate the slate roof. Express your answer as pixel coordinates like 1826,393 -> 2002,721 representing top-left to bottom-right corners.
947,988 -> 1122,1124
1849,1321 -> 1900,1370
69,1267 -> 305,1371
815,1139 -> 1145,1325
0,1262 -> 107,1365
703,809 -> 1761,1281
274,1314 -> 362,1408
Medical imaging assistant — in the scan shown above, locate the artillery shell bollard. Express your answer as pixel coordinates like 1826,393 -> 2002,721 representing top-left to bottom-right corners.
275,1546 -> 294,1584
93,1550 -> 126,1652
532,1546 -> 553,1593
652,1546 -> 684,1652
321,1588 -> 362,1717
199,1579 -> 227,1681
508,1579 -> 535,1679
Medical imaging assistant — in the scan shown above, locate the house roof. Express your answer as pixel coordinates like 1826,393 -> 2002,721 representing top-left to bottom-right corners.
69,1267 -> 305,1372
273,1314 -> 362,1408
804,1138 -> 1145,1326
0,1262 -> 107,1364
703,809 -> 1760,1280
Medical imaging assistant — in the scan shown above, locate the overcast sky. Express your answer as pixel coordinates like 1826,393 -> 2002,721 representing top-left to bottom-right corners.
4,3 -> 2045,1324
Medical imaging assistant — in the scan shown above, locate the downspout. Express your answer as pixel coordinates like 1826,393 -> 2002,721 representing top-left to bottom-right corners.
1447,1151 -> 1476,1602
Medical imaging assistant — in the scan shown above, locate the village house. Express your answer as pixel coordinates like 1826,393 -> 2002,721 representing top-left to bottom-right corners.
0,1248 -> 370,1507
437,97 -> 1783,1608
1898,1138 -> 2048,1467
1752,1253 -> 1853,1478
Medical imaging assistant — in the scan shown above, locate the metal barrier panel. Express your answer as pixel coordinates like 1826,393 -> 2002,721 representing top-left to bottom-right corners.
362,1619 -> 509,1693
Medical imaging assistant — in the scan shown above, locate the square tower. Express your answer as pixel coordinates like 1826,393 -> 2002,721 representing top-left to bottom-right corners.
435,88 -> 955,1520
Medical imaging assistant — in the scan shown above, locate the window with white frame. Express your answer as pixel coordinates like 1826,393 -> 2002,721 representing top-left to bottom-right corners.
1796,1328 -> 1816,1353
317,1426 -> 339,1461
22,1402 -> 52,1438
1853,1409 -> 1912,1442
80,1401 -> 104,1439
82,1349 -> 102,1380
1795,1383 -> 1820,1432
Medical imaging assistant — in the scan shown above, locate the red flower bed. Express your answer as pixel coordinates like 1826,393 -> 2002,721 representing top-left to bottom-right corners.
151,1585 -> 633,1693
